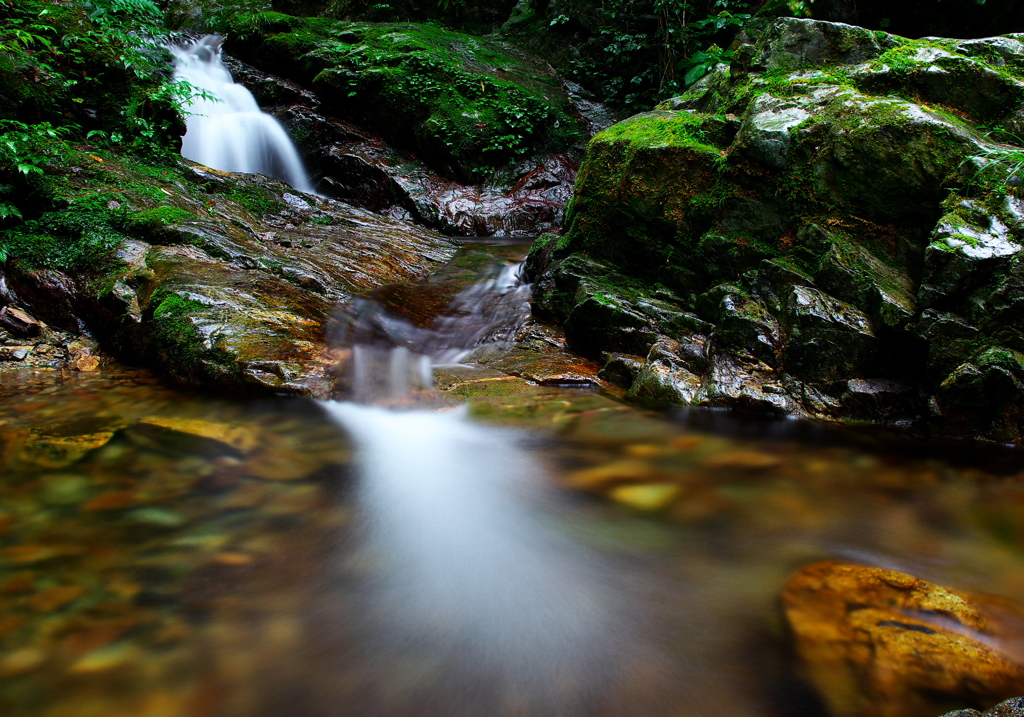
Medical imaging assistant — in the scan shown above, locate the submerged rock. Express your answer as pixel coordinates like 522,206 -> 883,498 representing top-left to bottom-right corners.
783,561 -> 1024,717
529,17 -> 1024,440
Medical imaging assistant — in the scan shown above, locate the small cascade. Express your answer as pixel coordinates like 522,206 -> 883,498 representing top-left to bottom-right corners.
322,245 -> 633,712
332,256 -> 532,405
170,36 -> 314,193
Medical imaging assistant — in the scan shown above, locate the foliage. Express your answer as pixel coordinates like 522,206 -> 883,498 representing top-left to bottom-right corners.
554,0 -> 758,113
964,136 -> 1024,196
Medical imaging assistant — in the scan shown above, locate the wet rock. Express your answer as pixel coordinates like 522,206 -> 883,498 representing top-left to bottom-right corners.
132,417 -> 260,455
783,561 -> 1024,717
608,483 -> 681,511
748,17 -> 899,71
27,584 -> 85,612
0,150 -> 458,397
40,474 -> 91,506
227,16 -> 585,182
18,418 -> 124,469
783,286 -> 877,383
942,696 -> 1024,717
528,18 -> 1024,439
0,306 -> 42,337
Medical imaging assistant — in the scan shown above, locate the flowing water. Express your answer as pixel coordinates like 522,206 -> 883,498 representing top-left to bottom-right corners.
170,36 -> 315,193
5,40 -> 1022,717
2,240 -> 1024,717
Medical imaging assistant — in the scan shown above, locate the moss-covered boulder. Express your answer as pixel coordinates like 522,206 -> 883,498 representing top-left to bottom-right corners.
214,13 -> 585,182
222,55 -> 584,237
1,148 -> 455,395
529,17 -> 1024,441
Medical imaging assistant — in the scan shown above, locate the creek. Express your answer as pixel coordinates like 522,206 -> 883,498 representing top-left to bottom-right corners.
2,240 -> 1024,717
0,34 -> 1022,717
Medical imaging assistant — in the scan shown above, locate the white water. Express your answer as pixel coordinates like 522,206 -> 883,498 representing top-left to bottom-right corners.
319,251 -> 633,711
170,36 -> 314,193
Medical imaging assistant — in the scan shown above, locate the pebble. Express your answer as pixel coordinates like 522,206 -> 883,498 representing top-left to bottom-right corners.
609,483 -> 682,511
84,491 -> 137,512
67,642 -> 134,674
40,474 -> 91,506
565,460 -> 659,490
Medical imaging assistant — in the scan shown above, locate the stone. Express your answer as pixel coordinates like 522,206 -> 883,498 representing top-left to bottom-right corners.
527,19 -> 1024,437
783,561 -> 1024,717
608,483 -> 681,511
134,417 -> 260,454
0,306 -> 42,337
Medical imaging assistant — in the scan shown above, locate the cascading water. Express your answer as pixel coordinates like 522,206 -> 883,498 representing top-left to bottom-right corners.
170,36 -> 314,193
321,244 -> 641,713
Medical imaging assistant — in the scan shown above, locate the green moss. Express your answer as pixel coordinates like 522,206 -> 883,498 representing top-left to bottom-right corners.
0,208 -> 128,271
127,206 -> 197,233
594,111 -> 723,157
232,14 -> 583,180
223,186 -> 285,216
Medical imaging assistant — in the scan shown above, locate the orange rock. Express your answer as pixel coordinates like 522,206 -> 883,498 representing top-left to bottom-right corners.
0,615 -> 26,638
564,460 -> 659,490
28,584 -> 85,612
72,354 -> 100,372
0,648 -> 45,676
83,491 -> 136,511
0,513 -> 11,537
135,417 -> 260,454
782,561 -> 1024,717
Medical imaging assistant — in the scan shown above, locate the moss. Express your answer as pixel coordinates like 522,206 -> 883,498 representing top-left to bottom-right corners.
223,186 -> 285,216
230,14 -> 583,181
594,111 -> 723,157
127,206 -> 197,233
148,290 -> 207,363
0,208 -> 129,271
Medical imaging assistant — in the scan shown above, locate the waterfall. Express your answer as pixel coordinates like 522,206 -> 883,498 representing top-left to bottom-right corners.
321,250 -> 631,712
170,35 -> 314,193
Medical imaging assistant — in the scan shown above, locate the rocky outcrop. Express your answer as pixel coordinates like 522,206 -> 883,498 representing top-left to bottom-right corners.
215,14 -> 587,183
223,55 -> 587,237
783,561 -> 1024,717
528,18 -> 1024,441
0,151 -> 455,395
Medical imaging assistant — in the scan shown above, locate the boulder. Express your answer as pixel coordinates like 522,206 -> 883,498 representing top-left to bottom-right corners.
1,150 -> 456,396
528,17 -> 1024,439
783,560 -> 1024,717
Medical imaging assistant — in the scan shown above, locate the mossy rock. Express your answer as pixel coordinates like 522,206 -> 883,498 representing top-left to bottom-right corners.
529,17 -> 1024,439
219,14 -> 585,181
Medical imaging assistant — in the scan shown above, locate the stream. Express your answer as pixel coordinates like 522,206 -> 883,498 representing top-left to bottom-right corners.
1,34 -> 1022,717
1,238 -> 1024,717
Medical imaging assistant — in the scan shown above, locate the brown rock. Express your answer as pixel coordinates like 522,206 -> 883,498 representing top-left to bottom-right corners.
782,561 -> 1024,717
72,354 -> 100,371
0,306 -> 42,337
0,648 -> 45,676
